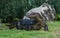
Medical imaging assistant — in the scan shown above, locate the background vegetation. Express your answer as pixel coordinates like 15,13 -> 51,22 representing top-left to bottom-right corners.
0,0 -> 60,22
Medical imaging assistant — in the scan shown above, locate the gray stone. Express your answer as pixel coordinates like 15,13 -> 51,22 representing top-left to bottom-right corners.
23,3 -> 56,22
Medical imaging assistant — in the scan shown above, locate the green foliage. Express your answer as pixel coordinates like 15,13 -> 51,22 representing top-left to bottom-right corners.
0,0 -> 60,20
56,14 -> 60,21
0,0 -> 45,20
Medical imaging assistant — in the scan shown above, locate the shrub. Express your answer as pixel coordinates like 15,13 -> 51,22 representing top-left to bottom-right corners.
56,14 -> 60,21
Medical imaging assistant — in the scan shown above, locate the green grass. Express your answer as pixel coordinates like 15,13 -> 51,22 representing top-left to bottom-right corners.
0,21 -> 60,38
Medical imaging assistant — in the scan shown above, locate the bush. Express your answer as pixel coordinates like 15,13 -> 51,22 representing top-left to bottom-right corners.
56,14 -> 60,21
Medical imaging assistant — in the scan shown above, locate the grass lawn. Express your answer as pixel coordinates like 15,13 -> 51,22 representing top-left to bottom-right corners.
0,21 -> 60,38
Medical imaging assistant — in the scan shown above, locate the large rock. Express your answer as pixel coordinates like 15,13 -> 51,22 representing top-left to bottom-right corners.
23,3 -> 56,22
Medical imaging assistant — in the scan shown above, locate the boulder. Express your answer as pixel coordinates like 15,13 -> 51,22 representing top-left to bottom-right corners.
23,3 -> 56,21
